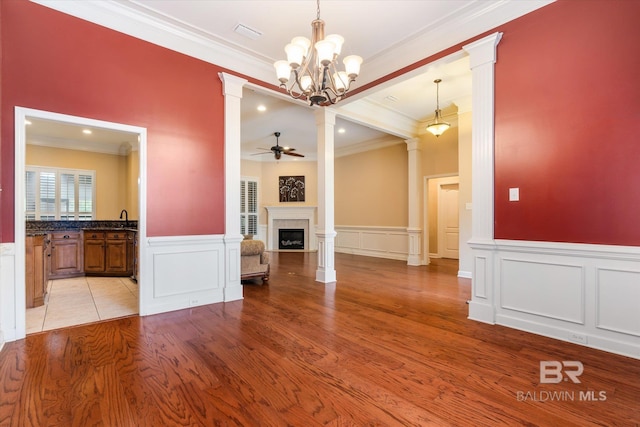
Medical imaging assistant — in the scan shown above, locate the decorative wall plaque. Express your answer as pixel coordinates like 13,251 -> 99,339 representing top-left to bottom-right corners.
279,176 -> 305,202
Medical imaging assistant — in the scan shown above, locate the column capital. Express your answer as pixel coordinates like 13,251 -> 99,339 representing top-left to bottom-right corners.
218,72 -> 247,98
315,108 -> 337,126
405,137 -> 421,152
463,32 -> 503,69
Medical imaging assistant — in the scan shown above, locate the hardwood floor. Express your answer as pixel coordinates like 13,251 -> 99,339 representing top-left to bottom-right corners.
1,252 -> 638,426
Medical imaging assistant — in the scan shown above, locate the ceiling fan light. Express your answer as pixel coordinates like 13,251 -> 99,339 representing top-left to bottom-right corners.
343,55 -> 362,78
274,60 -> 291,83
325,34 -> 344,56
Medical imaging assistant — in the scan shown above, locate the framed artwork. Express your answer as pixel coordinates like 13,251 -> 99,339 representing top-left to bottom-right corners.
279,176 -> 305,202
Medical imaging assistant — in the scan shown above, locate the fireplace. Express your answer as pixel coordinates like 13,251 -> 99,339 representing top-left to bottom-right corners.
279,229 -> 304,250
265,206 -> 316,251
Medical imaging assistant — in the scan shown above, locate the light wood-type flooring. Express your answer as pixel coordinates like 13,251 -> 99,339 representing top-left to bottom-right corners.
1,252 -> 639,426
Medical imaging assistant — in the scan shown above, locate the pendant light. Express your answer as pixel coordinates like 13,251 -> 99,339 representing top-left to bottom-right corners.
426,79 -> 450,137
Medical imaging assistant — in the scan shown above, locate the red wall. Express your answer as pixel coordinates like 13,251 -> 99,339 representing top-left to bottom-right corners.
494,0 -> 640,245
1,0 -> 226,241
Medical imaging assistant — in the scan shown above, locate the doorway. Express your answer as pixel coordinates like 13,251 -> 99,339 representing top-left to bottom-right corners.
14,107 -> 148,339
424,175 -> 459,262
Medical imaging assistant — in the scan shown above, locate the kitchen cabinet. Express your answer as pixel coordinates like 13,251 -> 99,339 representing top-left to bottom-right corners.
84,230 -> 133,276
84,231 -> 106,273
49,231 -> 83,279
26,234 -> 49,308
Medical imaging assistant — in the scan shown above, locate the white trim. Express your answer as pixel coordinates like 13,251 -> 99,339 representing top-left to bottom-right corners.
469,239 -> 640,360
29,1 -> 553,95
462,32 -> 502,325
423,173 -> 459,266
220,72 -> 247,303
11,107 -> 148,340
335,226 -> 409,261
436,176 -> 460,259
265,206 -> 317,252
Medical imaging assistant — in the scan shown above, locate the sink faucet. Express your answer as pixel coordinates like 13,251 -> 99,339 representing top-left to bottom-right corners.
119,209 -> 129,227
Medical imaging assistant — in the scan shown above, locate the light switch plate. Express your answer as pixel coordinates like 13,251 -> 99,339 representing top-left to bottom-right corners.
509,187 -> 520,201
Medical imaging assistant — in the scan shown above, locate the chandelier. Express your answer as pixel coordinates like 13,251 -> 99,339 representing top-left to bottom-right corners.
274,0 -> 362,106
426,79 -> 450,137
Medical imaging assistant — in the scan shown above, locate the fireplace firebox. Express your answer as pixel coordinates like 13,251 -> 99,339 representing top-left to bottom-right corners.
279,229 -> 304,250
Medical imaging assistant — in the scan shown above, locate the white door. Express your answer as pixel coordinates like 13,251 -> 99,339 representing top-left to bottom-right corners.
438,182 -> 459,259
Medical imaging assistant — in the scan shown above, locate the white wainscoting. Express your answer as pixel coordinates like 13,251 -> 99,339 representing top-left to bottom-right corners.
0,243 -> 16,348
142,234 -> 237,316
469,239 -> 640,359
335,226 -> 409,261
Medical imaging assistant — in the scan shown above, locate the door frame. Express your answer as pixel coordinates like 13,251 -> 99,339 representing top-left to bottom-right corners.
437,177 -> 460,259
13,106 -> 148,339
423,173 -> 458,264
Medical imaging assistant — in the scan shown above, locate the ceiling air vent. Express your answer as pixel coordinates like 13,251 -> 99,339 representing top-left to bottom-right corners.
234,23 -> 262,40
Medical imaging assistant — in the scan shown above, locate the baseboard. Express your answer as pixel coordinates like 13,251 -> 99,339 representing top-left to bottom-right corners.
458,270 -> 472,279
468,300 -> 495,324
497,313 -> 640,360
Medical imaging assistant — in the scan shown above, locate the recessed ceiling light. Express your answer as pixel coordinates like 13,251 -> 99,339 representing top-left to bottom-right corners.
82,129 -> 92,135
257,105 -> 266,112
338,128 -> 346,134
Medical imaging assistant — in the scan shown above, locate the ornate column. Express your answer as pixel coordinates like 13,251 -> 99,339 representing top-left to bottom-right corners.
219,72 -> 247,301
315,108 -> 337,283
462,32 -> 502,323
405,137 -> 423,266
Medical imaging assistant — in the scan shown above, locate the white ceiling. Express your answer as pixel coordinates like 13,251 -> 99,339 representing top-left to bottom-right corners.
27,0 -> 553,160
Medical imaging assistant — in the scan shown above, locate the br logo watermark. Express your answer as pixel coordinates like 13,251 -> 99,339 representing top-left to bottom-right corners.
540,360 -> 583,383
515,360 -> 607,402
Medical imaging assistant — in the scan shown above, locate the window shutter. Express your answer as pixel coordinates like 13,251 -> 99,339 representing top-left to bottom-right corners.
26,166 -> 96,220
39,171 -> 56,219
240,178 -> 259,236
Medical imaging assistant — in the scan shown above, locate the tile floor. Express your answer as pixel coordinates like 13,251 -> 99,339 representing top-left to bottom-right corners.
26,276 -> 139,334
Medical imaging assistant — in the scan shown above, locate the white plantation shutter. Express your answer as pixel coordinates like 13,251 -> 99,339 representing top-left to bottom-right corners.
26,166 -> 96,220
78,174 -> 93,220
240,178 -> 258,235
25,170 -> 37,220
39,171 -> 56,219
60,173 -> 75,219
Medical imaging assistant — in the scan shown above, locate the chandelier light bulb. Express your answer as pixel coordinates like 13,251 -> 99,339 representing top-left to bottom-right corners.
285,43 -> 305,69
325,34 -> 344,55
274,60 -> 291,83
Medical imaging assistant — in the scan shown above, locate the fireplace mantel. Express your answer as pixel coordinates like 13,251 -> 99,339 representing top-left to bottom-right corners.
265,206 -> 316,251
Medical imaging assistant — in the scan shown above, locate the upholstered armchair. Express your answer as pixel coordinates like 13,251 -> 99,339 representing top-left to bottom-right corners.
240,237 -> 270,283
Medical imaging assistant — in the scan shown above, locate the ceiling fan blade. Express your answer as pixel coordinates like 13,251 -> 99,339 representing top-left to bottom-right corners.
251,151 -> 273,156
284,152 -> 305,157
282,147 -> 296,152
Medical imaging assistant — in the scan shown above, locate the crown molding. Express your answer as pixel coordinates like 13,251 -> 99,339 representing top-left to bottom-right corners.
27,136 -> 135,156
336,99 -> 416,140
335,135 -> 404,158
30,0 -> 275,83
358,1 -> 554,85
30,0 -> 553,90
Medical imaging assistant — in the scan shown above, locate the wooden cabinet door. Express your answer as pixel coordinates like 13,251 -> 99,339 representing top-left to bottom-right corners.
50,232 -> 83,278
84,239 -> 106,272
105,239 -> 127,273
25,235 -> 46,308
105,231 -> 127,273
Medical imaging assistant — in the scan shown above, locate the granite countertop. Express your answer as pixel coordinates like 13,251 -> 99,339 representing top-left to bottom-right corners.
26,220 -> 138,236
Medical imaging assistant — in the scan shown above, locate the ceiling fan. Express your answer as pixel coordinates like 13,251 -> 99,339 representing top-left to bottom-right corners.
254,132 -> 304,160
